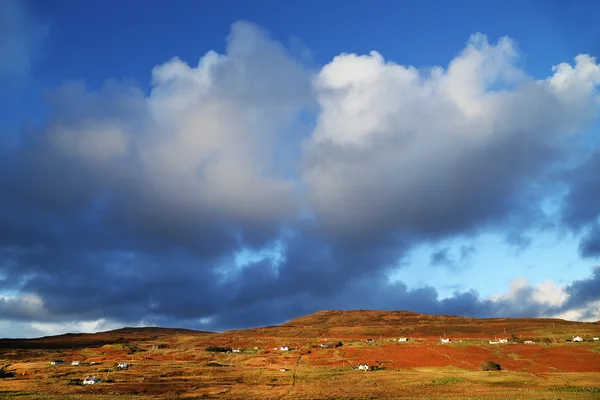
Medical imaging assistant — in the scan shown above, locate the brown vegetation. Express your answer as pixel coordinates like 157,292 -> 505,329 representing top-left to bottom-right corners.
1,310 -> 599,399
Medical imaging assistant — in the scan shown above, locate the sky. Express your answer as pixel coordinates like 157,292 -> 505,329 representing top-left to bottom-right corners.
0,0 -> 600,338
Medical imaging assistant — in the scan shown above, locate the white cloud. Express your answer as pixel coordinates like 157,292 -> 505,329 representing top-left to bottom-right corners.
3,23 -> 600,338
43,21 -> 312,228
488,276 -> 600,321
305,34 -> 600,237
0,293 -> 46,320
488,277 -> 568,307
29,318 -> 125,337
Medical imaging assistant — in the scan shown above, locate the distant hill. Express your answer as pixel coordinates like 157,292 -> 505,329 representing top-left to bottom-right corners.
2,310 -> 598,346
0,326 -> 213,349
227,309 -> 600,339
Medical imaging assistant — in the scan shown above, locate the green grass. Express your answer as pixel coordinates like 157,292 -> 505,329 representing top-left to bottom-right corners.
549,387 -> 600,393
430,376 -> 462,385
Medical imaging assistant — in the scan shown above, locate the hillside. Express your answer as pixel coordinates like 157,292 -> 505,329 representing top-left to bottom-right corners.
228,309 -> 600,339
0,327 -> 213,349
1,310 -> 599,399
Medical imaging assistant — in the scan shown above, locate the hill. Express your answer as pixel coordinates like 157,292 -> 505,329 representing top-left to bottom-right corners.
0,327 -> 213,349
228,309 -> 600,339
1,310 -> 599,399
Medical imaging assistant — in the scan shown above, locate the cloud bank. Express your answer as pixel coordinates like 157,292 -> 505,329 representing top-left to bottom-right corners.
1,22 -> 599,337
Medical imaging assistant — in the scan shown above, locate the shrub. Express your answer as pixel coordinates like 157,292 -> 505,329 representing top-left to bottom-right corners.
480,361 -> 501,371
0,367 -> 15,378
205,362 -> 226,367
335,341 -> 344,348
205,346 -> 232,353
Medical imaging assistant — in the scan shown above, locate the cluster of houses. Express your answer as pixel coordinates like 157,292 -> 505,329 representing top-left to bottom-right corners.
50,360 -> 129,368
571,336 -> 600,342
435,335 -> 598,345
83,376 -> 101,385
44,332 -> 600,381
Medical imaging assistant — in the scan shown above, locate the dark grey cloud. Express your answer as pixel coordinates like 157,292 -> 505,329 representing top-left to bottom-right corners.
1,23 -> 600,337
562,266 -> 600,308
429,244 -> 476,270
430,248 -> 453,268
562,150 -> 600,258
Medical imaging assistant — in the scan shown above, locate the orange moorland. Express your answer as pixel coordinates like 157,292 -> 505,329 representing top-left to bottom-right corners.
1,310 -> 599,399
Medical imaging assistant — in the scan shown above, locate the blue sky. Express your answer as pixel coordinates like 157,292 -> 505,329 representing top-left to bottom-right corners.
1,0 -> 599,338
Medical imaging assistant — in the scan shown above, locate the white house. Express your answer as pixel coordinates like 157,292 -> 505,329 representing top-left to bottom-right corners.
50,360 -> 64,365
357,363 -> 370,371
280,368 -> 288,372
365,339 -> 375,343
397,337 -> 409,342
71,361 -> 81,366
489,340 -> 499,345
524,340 -> 535,344
593,337 -> 599,341
232,349 -> 242,353
498,338 -> 509,343
440,338 -> 452,344
279,346 -> 289,351
83,376 -> 101,385
117,362 -> 128,369
573,336 -> 583,342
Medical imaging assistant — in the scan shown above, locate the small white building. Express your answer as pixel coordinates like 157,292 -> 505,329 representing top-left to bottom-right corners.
573,336 -> 583,342
232,349 -> 242,353
117,362 -> 128,369
397,337 -> 409,342
498,338 -> 509,343
279,346 -> 289,351
524,340 -> 535,344
357,363 -> 370,371
71,361 -> 81,366
50,360 -> 64,365
83,376 -> 101,385
593,337 -> 599,341
489,340 -> 499,345
440,338 -> 452,344
365,339 -> 376,343
280,368 -> 288,372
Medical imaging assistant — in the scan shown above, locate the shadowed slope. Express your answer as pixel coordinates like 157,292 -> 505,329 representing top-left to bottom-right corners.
228,309 -> 600,338
0,327 -> 213,349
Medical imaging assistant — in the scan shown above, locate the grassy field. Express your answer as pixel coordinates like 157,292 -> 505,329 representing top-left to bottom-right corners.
1,311 -> 599,399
